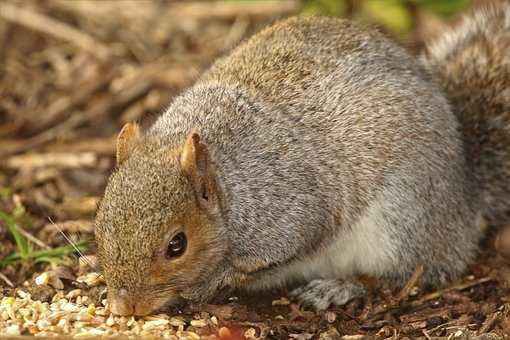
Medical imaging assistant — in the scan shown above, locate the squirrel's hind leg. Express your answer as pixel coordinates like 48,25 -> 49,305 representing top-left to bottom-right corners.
290,279 -> 366,311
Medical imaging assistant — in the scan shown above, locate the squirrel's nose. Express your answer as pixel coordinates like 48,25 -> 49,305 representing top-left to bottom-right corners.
109,288 -> 135,316
109,288 -> 153,316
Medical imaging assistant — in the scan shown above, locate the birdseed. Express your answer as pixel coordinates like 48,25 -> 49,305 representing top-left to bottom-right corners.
0,273 -> 216,338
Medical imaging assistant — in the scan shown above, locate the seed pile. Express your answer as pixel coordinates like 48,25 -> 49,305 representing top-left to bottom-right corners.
0,272 -> 220,338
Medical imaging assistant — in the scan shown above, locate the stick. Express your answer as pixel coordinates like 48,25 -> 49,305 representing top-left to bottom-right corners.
0,273 -> 14,287
53,0 -> 299,20
410,276 -> 494,308
15,225 -> 50,250
397,265 -> 424,302
0,3 -> 110,59
6,152 -> 97,169
368,276 -> 494,319
170,1 -> 299,19
478,311 -> 500,334
0,81 -> 151,156
30,71 -> 116,133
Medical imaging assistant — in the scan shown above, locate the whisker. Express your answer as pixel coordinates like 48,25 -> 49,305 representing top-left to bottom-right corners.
47,216 -> 94,270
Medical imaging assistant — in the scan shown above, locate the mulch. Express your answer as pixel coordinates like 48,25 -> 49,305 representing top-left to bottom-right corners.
1,1 -> 509,339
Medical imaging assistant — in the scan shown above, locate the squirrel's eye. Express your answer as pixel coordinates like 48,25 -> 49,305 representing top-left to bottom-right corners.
166,232 -> 187,259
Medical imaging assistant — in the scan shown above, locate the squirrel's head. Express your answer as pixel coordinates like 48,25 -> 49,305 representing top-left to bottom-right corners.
95,123 -> 229,316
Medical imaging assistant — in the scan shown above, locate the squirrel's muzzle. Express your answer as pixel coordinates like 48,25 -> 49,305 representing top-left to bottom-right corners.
109,288 -> 152,316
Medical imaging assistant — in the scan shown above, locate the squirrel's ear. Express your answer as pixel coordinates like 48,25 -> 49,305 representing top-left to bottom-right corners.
180,131 -> 215,208
116,122 -> 141,166
180,132 -> 207,176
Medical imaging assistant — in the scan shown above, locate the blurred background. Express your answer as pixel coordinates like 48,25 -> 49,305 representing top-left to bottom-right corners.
0,0 -> 484,286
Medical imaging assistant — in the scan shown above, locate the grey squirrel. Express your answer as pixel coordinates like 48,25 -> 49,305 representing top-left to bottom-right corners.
94,3 -> 510,316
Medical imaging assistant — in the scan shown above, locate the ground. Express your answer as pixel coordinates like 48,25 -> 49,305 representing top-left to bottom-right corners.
1,1 -> 509,339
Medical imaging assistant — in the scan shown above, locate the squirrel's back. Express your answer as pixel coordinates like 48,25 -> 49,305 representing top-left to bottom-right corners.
202,16 -> 435,106
423,2 -> 510,225
149,16 -> 478,286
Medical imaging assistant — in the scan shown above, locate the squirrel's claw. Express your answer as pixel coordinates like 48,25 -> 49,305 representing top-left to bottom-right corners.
290,279 -> 366,311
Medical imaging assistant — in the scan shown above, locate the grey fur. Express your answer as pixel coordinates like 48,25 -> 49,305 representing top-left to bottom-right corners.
291,279 -> 366,311
422,2 -> 510,225
95,9 -> 509,314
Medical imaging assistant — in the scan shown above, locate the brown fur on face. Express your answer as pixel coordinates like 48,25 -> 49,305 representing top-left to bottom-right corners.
96,133 -> 228,315
148,204 -> 225,294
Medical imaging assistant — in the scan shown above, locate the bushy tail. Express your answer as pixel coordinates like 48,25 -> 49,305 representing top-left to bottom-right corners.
422,2 -> 510,225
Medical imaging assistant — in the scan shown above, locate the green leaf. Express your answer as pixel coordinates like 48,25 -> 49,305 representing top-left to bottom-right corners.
0,210 -> 89,268
0,211 -> 29,259
0,252 -> 21,267
34,256 -> 63,265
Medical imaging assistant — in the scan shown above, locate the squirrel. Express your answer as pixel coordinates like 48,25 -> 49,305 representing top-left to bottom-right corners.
94,3 -> 510,316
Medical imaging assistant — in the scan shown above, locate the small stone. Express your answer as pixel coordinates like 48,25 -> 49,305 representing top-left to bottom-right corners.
272,297 -> 290,306
182,331 -> 200,339
66,289 -> 82,299
17,290 -> 29,299
325,311 -> 337,323
76,272 -> 104,287
210,316 -> 218,325
35,272 -> 50,286
169,317 -> 185,327
106,314 -> 115,326
37,319 -> 50,330
5,324 -> 21,335
244,328 -> 257,339
143,319 -> 169,330
190,319 -> 207,327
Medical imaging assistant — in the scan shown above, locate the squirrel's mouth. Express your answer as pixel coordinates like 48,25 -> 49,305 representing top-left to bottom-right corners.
107,288 -> 181,316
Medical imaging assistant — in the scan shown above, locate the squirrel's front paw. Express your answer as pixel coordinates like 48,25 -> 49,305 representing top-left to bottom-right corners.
290,279 -> 366,311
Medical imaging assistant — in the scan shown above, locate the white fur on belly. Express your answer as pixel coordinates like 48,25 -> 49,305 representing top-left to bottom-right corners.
247,198 -> 398,290
302,198 -> 397,280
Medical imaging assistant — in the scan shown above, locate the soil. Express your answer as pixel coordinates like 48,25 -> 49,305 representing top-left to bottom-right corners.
1,1 -> 510,339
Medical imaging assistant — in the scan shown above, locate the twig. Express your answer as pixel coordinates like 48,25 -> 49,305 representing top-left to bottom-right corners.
397,265 -> 424,302
365,265 -> 424,319
409,276 -> 494,308
0,2 -> 110,59
15,225 -> 50,250
29,70 -> 116,133
0,113 -> 85,157
87,79 -> 152,121
170,1 -> 299,20
0,78 -> 152,156
368,276 -> 494,319
6,152 -> 97,169
427,320 -> 456,335
0,273 -> 14,287
44,135 -> 117,156
223,17 -> 250,51
337,308 -> 362,326
53,0 -> 299,21
478,311 -> 500,334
